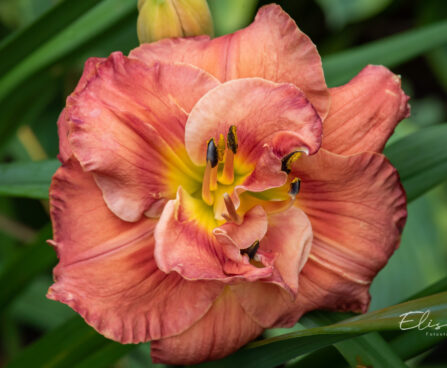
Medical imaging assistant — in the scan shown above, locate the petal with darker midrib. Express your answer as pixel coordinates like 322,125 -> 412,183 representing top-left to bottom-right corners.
291,148 -> 407,314
48,158 -> 223,343
185,78 -> 322,166
150,288 -> 263,365
322,65 -> 410,155
130,4 -> 330,118
66,52 -> 219,222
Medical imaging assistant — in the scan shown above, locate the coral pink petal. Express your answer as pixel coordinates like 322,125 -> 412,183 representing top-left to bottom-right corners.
150,289 -> 263,365
185,78 -> 322,166
56,109 -> 71,163
213,206 -> 268,260
291,149 -> 407,313
154,188 -> 274,282
323,65 -> 410,155
67,52 -> 219,222
48,159 -> 223,343
231,206 -> 313,328
130,4 -> 330,118
57,58 -> 105,163
234,146 -> 289,203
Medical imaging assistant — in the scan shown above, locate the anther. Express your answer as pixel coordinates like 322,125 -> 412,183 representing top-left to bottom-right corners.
206,138 -> 218,168
217,134 -> 226,162
281,151 -> 302,174
240,240 -> 260,260
289,178 -> 301,199
222,193 -> 242,224
202,139 -> 218,205
220,126 -> 238,185
227,125 -> 238,154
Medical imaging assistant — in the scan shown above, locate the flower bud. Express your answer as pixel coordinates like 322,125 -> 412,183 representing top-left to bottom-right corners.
137,0 -> 214,43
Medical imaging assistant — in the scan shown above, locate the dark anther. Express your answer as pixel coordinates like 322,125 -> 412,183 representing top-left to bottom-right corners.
206,138 -> 218,168
227,125 -> 238,154
289,178 -> 301,197
240,240 -> 260,259
281,151 -> 301,173
281,151 -> 297,173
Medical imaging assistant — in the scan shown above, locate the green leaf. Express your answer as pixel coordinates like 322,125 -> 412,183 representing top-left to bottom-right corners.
0,0 -> 103,78
0,160 -> 59,199
5,316 -> 113,368
385,124 -> 447,202
0,0 -> 137,103
334,333 -> 407,368
389,329 -> 446,362
196,292 -> 447,368
11,276 -> 75,331
300,313 -> 407,368
369,195 -> 447,310
0,224 -> 54,312
74,342 -> 137,368
0,225 -> 56,310
316,0 -> 392,29
0,71 -> 57,149
323,19 -> 447,86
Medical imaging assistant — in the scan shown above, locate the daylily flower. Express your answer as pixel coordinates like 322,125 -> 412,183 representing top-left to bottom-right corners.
47,4 -> 409,365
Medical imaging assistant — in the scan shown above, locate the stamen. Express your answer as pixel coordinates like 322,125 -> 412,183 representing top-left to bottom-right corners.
240,240 -> 260,259
281,151 -> 302,174
289,178 -> 301,199
202,162 -> 213,205
202,139 -> 218,205
210,165 -> 218,191
206,138 -> 218,168
227,125 -> 238,154
220,126 -> 238,185
217,134 -> 226,162
222,193 -> 242,224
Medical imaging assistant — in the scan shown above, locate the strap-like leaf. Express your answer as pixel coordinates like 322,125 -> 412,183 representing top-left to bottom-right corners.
385,124 -> 447,201
0,0 -> 102,78
0,0 -> 137,102
5,317 -> 111,368
323,19 -> 447,86
0,224 -> 54,312
195,292 -> 447,368
0,160 -> 59,199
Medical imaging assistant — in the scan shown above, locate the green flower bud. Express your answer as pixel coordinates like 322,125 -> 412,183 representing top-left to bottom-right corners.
137,0 -> 214,43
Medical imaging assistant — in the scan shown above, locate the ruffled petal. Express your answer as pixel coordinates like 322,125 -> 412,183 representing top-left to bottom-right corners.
150,288 -> 263,365
66,52 -> 219,222
154,188 -> 275,283
231,206 -> 313,328
213,205 -> 268,257
56,109 -> 71,163
48,159 -> 223,343
235,146 -> 288,194
57,58 -> 106,163
185,78 -> 322,165
323,65 -> 410,155
130,4 -> 330,118
291,149 -> 407,313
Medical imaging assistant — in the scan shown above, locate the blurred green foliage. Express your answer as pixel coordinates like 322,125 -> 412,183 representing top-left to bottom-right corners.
0,0 -> 446,367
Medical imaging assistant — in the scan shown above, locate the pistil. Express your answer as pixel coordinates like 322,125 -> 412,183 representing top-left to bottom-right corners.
222,193 -> 242,224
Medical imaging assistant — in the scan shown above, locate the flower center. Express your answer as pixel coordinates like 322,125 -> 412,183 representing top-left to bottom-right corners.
191,125 -> 304,226
201,126 -> 238,206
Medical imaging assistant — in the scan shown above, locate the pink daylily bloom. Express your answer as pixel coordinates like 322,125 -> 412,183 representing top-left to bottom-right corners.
47,4 -> 409,365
